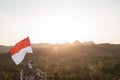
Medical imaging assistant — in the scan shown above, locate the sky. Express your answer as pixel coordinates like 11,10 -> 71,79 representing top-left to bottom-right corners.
0,0 -> 120,45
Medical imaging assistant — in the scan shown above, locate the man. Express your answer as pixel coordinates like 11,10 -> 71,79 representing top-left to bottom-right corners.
27,60 -> 33,75
20,69 -> 24,80
35,68 -> 46,80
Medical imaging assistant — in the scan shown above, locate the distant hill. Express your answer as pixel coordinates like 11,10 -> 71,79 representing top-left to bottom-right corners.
0,45 -> 11,53
0,43 -> 53,53
32,43 -> 53,48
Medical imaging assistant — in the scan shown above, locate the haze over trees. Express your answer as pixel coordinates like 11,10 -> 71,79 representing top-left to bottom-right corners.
0,41 -> 120,80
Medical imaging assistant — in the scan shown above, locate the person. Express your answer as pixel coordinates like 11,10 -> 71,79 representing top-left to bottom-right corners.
20,69 -> 24,80
35,68 -> 46,80
27,60 -> 33,75
28,74 -> 34,80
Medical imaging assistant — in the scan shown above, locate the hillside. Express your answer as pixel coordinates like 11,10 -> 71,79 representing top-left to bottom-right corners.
32,43 -> 53,48
0,43 -> 120,80
0,45 -> 10,53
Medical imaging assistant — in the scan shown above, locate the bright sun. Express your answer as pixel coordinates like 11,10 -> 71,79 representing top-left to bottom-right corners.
27,16 -> 97,44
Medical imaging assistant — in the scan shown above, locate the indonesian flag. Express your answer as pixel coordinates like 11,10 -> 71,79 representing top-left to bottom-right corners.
10,37 -> 33,65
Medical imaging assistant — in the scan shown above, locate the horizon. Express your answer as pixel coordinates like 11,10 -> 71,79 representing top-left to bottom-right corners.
0,0 -> 120,45
1,40 -> 120,46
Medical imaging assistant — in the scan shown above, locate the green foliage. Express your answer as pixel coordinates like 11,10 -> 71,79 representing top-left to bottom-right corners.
1,43 -> 120,80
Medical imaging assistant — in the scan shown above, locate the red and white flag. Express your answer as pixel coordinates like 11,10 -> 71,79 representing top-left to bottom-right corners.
10,37 -> 33,65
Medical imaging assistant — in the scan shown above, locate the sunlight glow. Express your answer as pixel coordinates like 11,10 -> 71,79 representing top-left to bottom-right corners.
25,16 -> 98,44
53,46 -> 59,51
0,0 -> 120,45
